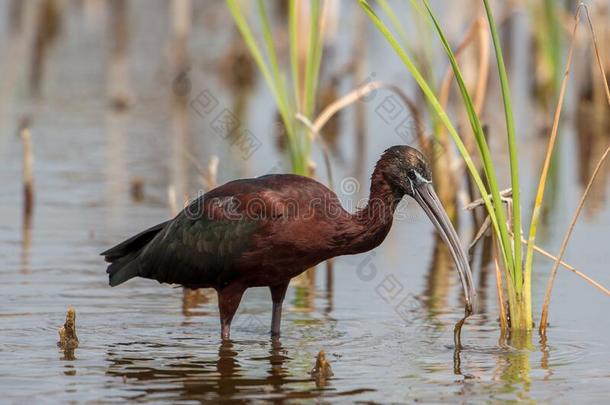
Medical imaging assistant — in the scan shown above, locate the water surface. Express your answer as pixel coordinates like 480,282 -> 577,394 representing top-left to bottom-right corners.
1,2 -> 609,403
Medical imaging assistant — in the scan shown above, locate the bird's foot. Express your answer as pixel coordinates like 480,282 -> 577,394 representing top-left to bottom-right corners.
221,324 -> 231,340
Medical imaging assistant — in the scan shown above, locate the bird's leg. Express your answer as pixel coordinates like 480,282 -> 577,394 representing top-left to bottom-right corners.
269,282 -> 290,337
217,284 -> 246,340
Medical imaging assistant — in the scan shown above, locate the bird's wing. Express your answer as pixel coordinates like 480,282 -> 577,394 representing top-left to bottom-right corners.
135,188 -> 283,286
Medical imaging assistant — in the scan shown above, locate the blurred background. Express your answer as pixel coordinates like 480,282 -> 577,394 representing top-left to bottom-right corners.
0,0 -> 609,402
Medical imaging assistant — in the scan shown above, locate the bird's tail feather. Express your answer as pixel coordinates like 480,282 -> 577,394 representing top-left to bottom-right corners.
107,257 -> 140,287
102,220 -> 169,286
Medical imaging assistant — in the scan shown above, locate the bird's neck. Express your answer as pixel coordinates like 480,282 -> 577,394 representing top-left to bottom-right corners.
339,166 -> 402,255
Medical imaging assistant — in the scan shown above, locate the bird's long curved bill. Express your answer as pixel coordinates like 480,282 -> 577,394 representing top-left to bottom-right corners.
414,183 -> 478,314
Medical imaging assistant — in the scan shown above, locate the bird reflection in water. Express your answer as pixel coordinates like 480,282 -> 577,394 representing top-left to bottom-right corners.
181,287 -> 213,317
105,338 -> 319,402
215,340 -> 240,397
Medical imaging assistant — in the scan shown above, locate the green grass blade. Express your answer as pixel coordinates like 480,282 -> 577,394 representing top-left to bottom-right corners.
302,0 -> 324,164
482,0 -> 524,294
256,0 -> 301,170
257,0 -> 292,133
544,0 -> 562,91
303,0 -> 322,119
289,0 -> 300,111
226,0 -> 286,125
227,0 -> 304,173
377,0 -> 410,47
257,0 -> 287,109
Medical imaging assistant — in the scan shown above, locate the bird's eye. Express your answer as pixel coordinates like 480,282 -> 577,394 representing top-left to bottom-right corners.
407,171 -> 417,181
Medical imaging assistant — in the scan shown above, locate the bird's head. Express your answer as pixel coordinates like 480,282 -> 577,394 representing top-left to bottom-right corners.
380,145 -> 477,314
378,145 -> 433,199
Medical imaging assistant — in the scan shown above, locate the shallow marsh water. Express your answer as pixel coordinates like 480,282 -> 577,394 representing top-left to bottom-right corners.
1,1 -> 609,403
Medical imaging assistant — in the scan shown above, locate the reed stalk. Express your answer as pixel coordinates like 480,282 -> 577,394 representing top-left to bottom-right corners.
227,0 -> 325,176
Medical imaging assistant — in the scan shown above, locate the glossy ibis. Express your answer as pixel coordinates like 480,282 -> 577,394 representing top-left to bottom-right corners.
102,146 -> 477,339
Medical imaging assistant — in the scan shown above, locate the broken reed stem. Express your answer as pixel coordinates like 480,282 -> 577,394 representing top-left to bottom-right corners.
312,81 -> 417,135
20,126 -> 34,218
311,79 -> 433,161
519,236 -> 610,297
58,307 -> 79,350
309,79 -> 381,132
539,146 -> 610,335
464,188 -> 512,210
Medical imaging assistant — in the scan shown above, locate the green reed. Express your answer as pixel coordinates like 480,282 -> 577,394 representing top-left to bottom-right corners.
360,0 -> 532,329
227,0 -> 325,176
